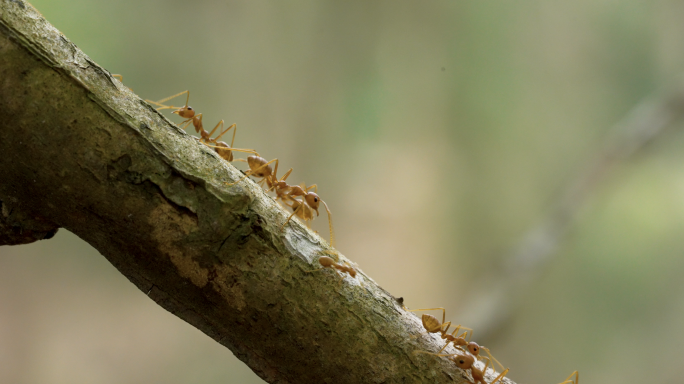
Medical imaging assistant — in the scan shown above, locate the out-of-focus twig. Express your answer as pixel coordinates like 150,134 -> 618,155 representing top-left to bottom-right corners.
460,82 -> 684,339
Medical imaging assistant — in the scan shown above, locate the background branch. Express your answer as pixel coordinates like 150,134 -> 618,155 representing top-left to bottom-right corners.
462,78 -> 684,341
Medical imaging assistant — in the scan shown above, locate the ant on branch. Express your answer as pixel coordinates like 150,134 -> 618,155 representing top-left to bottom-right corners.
226,155 -> 279,188
266,166 -> 295,204
147,90 -> 202,132
409,308 -> 505,372
264,165 -> 335,248
306,255 -> 357,286
147,91 -> 257,161
414,350 -> 509,384
200,120 -> 258,162
409,308 -> 472,348
280,183 -> 334,248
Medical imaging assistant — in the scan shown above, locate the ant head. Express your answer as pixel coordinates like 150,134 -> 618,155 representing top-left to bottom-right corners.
451,353 -> 474,369
467,342 -> 480,356
173,105 -> 195,119
305,192 -> 321,215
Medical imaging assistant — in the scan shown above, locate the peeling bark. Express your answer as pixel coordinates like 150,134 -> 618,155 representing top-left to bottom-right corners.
0,1 -> 517,383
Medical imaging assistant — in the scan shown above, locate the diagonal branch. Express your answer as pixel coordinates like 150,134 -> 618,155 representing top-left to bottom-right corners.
0,1 -> 517,383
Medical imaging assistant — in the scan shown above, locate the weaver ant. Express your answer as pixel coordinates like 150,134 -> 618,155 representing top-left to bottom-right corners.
414,350 -> 509,384
263,162 -> 294,201
408,308 -> 504,371
306,255 -> 357,286
280,183 -> 335,248
409,308 -> 472,348
200,120 -> 257,162
147,90 -> 203,132
227,155 -> 278,188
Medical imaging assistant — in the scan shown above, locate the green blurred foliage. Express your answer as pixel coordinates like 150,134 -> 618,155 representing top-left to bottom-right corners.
3,1 -> 684,383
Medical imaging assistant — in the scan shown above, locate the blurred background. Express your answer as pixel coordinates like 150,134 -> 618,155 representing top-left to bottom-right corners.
3,1 -> 684,383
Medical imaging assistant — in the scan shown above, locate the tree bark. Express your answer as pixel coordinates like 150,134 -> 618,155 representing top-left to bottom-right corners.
0,1 -> 515,383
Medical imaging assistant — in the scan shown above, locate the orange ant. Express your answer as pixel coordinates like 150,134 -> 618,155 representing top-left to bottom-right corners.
306,255 -> 357,285
409,308 -> 506,373
414,350 -> 509,384
460,341 -> 506,374
226,155 -> 279,188
199,120 -> 257,162
280,183 -> 335,248
266,167 -> 297,204
147,91 -> 257,161
147,90 -> 203,133
409,308 -> 472,347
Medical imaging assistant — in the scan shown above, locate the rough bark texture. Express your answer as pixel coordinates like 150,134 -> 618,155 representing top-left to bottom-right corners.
0,1 -> 517,383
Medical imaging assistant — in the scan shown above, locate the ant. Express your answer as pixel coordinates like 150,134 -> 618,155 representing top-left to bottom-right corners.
199,120 -> 257,162
280,183 -> 335,248
408,308 -> 504,372
148,91 -> 259,163
409,308 -> 472,349
264,163 -> 295,203
306,255 -> 357,286
226,155 -> 279,188
461,341 -> 506,374
147,90 -> 203,133
265,166 -> 335,247
414,350 -> 509,384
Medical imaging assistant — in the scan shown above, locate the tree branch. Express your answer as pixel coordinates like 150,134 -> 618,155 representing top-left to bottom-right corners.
0,1 -> 514,383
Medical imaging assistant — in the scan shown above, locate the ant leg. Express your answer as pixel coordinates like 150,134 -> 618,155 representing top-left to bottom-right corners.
452,325 -> 473,340
203,144 -> 258,156
478,346 -> 506,373
437,325 -> 473,354
558,371 -> 578,384
305,184 -> 318,193
112,74 -> 123,82
154,90 -> 190,107
282,204 -> 303,228
408,307 -> 447,315
201,120 -> 224,143
146,90 -> 190,111
280,168 -> 293,182
490,368 -> 509,384
212,123 -> 237,146
320,200 -> 335,248
267,168 -> 294,193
